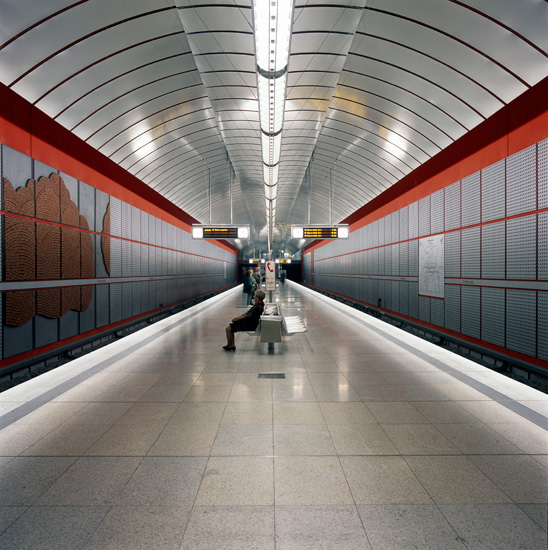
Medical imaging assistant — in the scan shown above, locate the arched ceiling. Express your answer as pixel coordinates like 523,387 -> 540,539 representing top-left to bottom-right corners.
1,0 -> 547,255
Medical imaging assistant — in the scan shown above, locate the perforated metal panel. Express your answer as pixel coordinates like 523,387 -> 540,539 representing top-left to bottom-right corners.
392,243 -> 400,276
121,239 -> 132,277
409,281 -> 419,318
419,196 -> 431,237
409,240 -> 418,277
409,202 -> 419,239
461,172 -> 481,226
378,218 -> 385,246
444,231 -> 461,278
399,206 -> 409,241
132,241 -> 140,277
431,297 -> 444,328
507,289 -> 536,357
384,246 -> 392,276
110,197 -> 122,238
110,283 -> 122,323
399,241 -> 409,277
461,286 -> 480,338
507,145 -> 536,217
481,159 -> 505,222
539,292 -> 548,361
444,180 -> 461,231
540,212 -> 548,280
122,202 -> 132,239
481,221 -> 505,279
540,138 -> 548,209
391,280 -> 399,313
481,287 -> 505,347
391,212 -> 400,245
419,295 -> 431,322
431,189 -> 444,234
461,227 -> 480,278
400,281 -> 409,316
385,213 -> 393,245
507,215 -> 536,280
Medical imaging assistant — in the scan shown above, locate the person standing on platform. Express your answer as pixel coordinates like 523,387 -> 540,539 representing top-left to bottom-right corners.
252,267 -> 261,289
243,269 -> 257,306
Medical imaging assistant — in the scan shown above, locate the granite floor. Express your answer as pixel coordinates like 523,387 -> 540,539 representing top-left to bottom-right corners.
0,281 -> 547,549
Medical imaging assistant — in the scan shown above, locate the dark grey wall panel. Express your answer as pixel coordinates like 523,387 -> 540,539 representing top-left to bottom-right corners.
409,281 -> 419,318
110,197 -> 122,238
35,316 -> 58,348
461,227 -> 480,278
384,246 -> 392,276
540,212 -> 548,280
419,295 -> 431,323
431,297 -> 444,327
79,180 -> 95,231
96,284 -> 110,328
400,281 -> 409,316
540,138 -> 548,209
444,180 -> 461,231
461,286 -> 480,338
507,145 -> 536,217
431,189 -> 444,234
122,202 -> 132,239
60,307 -> 79,340
481,287 -> 505,347
461,172 -> 480,226
481,159 -> 505,222
419,196 -> 431,237
110,283 -> 122,324
539,292 -> 548,361
96,191 -> 109,238
392,243 -> 399,275
445,231 -> 460,278
122,239 -> 132,277
481,221 -> 505,279
391,280 -> 399,313
507,289 -> 536,357
3,320 -> 33,358
122,283 -> 132,320
507,215 -> 536,280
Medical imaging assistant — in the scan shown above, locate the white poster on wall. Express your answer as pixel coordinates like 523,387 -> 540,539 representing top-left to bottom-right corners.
419,234 -> 445,298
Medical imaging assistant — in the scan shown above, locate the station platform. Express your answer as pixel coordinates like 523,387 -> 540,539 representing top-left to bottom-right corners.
0,280 -> 547,549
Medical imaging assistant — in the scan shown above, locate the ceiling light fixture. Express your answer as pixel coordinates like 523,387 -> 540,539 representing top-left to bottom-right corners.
253,0 -> 294,248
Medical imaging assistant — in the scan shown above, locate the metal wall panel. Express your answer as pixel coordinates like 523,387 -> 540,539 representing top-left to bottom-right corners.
385,213 -> 393,245
507,289 -> 536,357
110,235 -> 122,278
122,202 -> 132,239
444,231 -> 461,278
96,283 -> 109,327
419,295 -> 431,323
122,239 -> 132,277
539,292 -> 548,361
378,217 -> 385,246
392,211 -> 400,244
481,221 -> 505,279
110,283 -> 122,323
408,281 -> 418,319
461,227 -> 480,278
409,202 -> 419,239
507,145 -> 536,217
391,280 -> 399,313
461,286 -> 480,338
400,281 -> 409,316
399,241 -> 409,277
461,172 -> 480,226
110,197 -> 122,238
419,195 -> 431,237
481,159 -> 505,222
399,206 -> 409,241
431,188 -> 444,234
409,240 -> 418,276
481,287 -> 505,347
540,212 -> 548,280
444,180 -> 461,231
507,215 -> 536,280
384,245 -> 392,276
431,297 -> 444,327
540,138 -> 548,209
392,243 -> 400,276
122,283 -> 132,320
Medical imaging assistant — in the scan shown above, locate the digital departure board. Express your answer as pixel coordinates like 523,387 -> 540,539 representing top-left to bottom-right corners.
303,227 -> 339,239
291,225 -> 349,239
203,227 -> 238,239
192,225 -> 250,239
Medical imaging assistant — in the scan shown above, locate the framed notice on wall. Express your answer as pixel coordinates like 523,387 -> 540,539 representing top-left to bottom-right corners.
419,234 -> 445,298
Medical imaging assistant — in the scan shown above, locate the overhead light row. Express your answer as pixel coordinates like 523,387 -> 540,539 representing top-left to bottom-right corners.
253,0 -> 294,243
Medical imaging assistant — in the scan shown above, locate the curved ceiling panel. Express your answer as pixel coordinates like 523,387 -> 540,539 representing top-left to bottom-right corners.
0,0 -> 547,255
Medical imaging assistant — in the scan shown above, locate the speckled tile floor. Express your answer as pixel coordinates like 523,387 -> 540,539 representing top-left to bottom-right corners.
0,281 -> 547,549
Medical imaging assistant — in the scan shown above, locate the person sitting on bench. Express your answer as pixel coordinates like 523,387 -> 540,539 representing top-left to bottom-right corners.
223,289 -> 266,351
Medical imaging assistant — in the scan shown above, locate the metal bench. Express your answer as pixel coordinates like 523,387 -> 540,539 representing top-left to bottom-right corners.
248,303 -> 307,346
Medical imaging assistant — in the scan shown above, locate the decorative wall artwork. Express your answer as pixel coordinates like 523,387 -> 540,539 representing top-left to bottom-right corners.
3,173 -> 94,326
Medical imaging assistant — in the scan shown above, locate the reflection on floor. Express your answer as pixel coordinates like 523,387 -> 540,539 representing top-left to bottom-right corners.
0,280 -> 547,549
